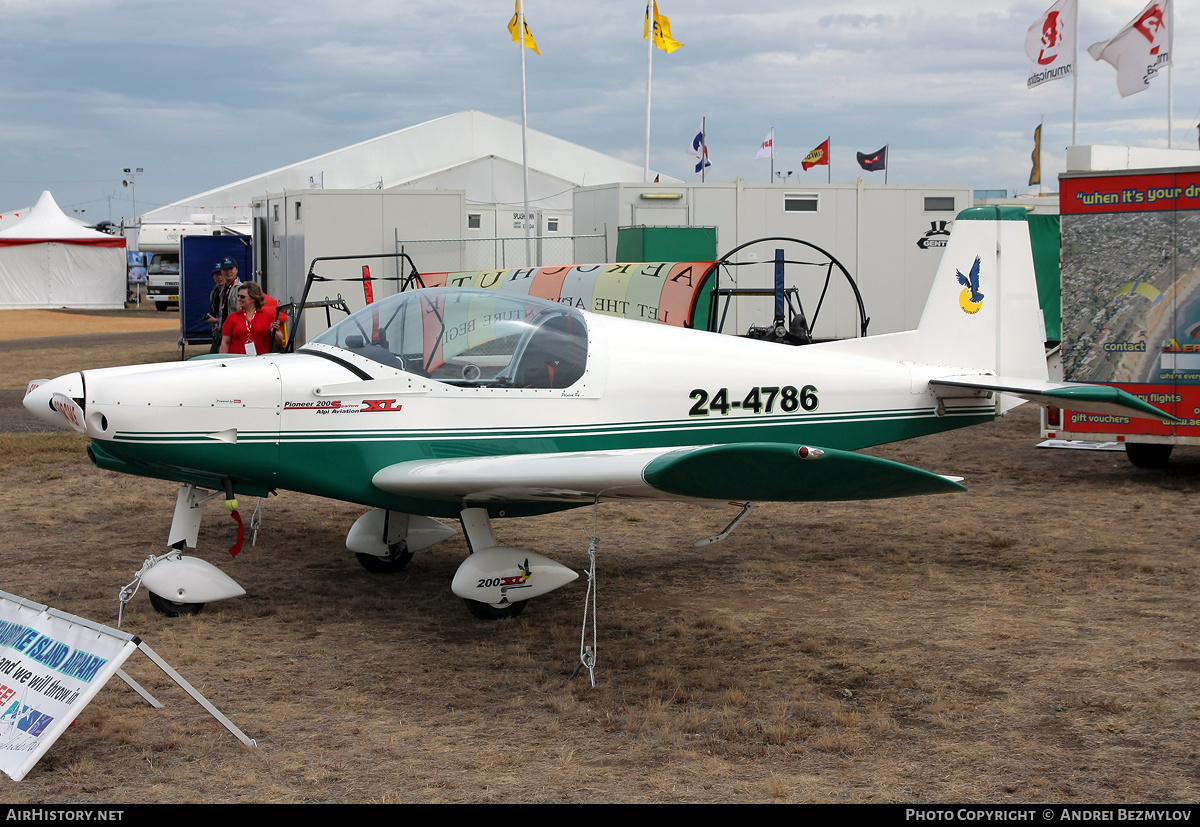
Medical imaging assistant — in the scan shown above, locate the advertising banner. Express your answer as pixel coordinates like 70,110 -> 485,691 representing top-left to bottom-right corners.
1059,170 -> 1200,437
0,590 -> 138,781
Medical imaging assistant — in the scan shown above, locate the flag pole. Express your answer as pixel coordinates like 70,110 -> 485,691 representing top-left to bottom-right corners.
701,116 -> 706,183
1167,53 -> 1173,147
770,126 -> 775,182
827,137 -> 831,184
1071,1 -> 1078,146
519,0 -> 532,266
885,145 -> 888,185
644,4 -> 654,183
1167,0 -> 1174,147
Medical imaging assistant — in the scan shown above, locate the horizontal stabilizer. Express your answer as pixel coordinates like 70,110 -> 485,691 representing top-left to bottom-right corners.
372,443 -> 965,505
930,375 -> 1179,422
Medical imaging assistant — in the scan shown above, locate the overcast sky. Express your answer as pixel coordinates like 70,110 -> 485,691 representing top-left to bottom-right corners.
0,0 -> 1193,223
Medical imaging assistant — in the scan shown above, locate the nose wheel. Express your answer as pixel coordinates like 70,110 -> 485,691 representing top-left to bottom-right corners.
148,591 -> 205,617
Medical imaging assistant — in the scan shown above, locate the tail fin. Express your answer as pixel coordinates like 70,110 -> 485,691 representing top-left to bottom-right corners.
910,206 -> 1047,383
822,207 -> 1047,379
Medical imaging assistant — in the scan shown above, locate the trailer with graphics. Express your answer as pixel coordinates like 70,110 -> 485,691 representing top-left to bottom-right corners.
1046,167 -> 1200,466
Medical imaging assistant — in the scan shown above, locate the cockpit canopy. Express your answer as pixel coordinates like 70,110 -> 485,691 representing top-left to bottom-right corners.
307,288 -> 589,389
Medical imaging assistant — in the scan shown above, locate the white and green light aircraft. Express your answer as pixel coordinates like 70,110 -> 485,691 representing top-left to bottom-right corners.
23,207 -> 1171,620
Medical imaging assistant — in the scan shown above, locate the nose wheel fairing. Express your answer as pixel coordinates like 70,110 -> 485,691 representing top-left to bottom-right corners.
140,553 -> 247,606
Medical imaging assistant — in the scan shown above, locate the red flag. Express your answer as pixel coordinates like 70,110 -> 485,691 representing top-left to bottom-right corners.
802,139 -> 829,171
363,265 -> 381,343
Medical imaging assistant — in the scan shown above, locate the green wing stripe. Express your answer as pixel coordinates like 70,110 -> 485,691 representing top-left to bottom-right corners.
643,443 -> 966,502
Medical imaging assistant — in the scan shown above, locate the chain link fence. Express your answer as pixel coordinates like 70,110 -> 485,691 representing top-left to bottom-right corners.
395,233 -> 608,273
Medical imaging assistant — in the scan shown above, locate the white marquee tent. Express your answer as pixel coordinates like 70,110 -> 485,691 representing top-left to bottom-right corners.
0,191 -> 126,310
143,110 -> 676,223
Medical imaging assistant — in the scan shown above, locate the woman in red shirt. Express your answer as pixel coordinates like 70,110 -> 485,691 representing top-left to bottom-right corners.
220,282 -> 285,356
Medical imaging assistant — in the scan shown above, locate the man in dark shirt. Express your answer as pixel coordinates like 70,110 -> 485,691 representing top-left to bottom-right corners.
203,259 -> 241,353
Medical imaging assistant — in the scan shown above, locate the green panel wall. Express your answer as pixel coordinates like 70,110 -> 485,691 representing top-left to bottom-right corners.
616,226 -> 717,262
1027,213 -> 1061,342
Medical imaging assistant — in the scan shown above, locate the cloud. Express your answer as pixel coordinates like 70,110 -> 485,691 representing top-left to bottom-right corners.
0,1 -> 1195,212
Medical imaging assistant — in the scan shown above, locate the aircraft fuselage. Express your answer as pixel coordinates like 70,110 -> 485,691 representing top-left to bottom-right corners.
29,302 -> 993,519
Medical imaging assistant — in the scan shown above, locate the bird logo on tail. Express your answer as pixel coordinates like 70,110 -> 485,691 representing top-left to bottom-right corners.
956,256 -> 985,314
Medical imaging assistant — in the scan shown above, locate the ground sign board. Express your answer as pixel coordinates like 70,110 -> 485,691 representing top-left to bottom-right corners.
0,590 -> 138,781
0,589 -> 253,781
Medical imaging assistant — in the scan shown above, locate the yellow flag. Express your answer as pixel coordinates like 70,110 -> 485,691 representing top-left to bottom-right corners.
508,1 -> 540,54
1029,123 -> 1042,186
644,1 -> 683,53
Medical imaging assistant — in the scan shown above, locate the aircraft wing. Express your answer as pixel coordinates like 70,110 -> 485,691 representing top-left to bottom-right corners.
930,375 -> 1180,422
372,443 -> 965,505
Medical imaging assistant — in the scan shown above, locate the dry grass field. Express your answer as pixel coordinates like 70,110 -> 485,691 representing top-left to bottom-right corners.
0,317 -> 1197,803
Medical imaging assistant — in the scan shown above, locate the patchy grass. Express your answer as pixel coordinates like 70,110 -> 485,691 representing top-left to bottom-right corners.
2,336 -> 1199,802
0,432 -> 89,470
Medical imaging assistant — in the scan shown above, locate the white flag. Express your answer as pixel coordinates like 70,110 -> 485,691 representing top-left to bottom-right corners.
756,129 -> 774,160
1088,0 -> 1172,97
308,172 -> 324,189
1025,0 -> 1076,89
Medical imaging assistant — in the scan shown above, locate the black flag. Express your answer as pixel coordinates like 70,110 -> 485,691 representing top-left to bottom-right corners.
856,145 -> 887,172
